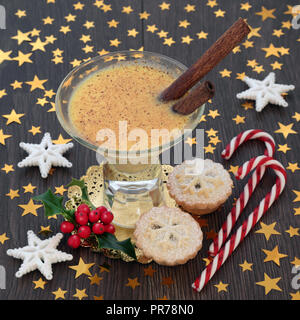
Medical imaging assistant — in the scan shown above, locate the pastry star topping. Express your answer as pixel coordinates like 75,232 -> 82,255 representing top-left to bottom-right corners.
236,72 -> 295,112
7,231 -> 73,280
18,132 -> 73,178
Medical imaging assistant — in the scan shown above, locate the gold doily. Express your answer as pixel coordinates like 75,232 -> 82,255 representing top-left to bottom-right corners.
66,164 -> 177,263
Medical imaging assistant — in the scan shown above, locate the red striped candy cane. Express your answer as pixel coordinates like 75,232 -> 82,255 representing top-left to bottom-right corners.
208,130 -> 275,257
192,156 -> 286,292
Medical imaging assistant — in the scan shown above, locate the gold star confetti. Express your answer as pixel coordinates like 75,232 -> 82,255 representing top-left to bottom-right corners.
94,295 -> 104,300
181,35 -> 193,44
241,2 -> 252,11
99,263 -> 111,273
232,115 -> 245,124
179,20 -> 190,28
184,4 -> 195,12
285,226 -> 299,238
43,16 -> 54,25
26,75 -> 47,91
6,189 -> 20,200
30,28 -> 41,37
11,30 -> 31,45
162,276 -> 174,287
228,165 -> 239,174
73,2 -> 84,10
0,50 -> 12,64
239,260 -> 253,272
282,21 -> 292,29
0,233 -> 9,244
65,13 -> 76,22
139,11 -> 150,20
293,190 -> 300,202
52,288 -> 67,300
256,273 -> 282,295
52,134 -> 72,144
204,144 -> 216,154
290,292 -> 300,300
292,112 -> 300,122
1,164 -> 14,174
277,144 -> 291,154
83,21 -> 95,29
262,43 -> 280,58
185,137 -> 197,146
36,97 -> 49,107
39,226 -> 52,234
144,265 -> 156,277
273,29 -> 284,38
15,10 -> 26,18
128,28 -> 139,38
207,0 -> 217,8
219,69 -> 231,77
159,2 -> 170,10
236,72 -> 246,80
255,222 -> 281,240
207,109 -> 220,119
274,122 -> 297,139
33,278 -> 47,289
30,37 -> 48,52
197,31 -> 208,39
256,6 -> 276,21
286,163 -> 300,173
2,110 -> 24,125
122,6 -> 133,14
60,26 -> 71,34
45,35 -> 57,44
73,288 -> 88,300
10,80 -> 23,90
23,183 -> 37,194
157,296 -> 168,300
13,51 -> 33,66
69,258 -> 95,279
54,185 -> 67,195
214,281 -> 229,292
157,30 -> 168,38
0,129 -> 12,145
88,273 -> 103,285
146,24 -> 158,33
262,246 -> 288,266
270,61 -> 283,70
109,38 -> 121,47
214,9 -> 225,18
291,257 -> 300,267
18,199 -> 43,217
163,37 -> 175,46
125,277 -> 140,289
293,208 -> 300,216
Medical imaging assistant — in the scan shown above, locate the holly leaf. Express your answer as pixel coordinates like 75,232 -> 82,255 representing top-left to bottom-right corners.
34,189 -> 75,223
67,178 -> 92,206
96,233 -> 137,260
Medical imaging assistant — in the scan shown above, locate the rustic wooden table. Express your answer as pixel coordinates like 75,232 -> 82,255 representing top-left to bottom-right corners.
0,0 -> 299,300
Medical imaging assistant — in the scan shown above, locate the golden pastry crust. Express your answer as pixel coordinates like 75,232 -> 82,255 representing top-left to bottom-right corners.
167,159 -> 233,215
134,206 -> 203,266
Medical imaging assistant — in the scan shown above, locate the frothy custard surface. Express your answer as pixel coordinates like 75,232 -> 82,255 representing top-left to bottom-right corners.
69,63 -> 190,151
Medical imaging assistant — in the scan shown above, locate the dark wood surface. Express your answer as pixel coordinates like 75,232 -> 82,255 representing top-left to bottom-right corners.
0,0 -> 299,300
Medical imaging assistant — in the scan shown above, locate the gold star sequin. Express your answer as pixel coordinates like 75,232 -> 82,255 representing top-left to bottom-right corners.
73,288 -> 88,300
13,51 -> 33,66
0,233 -> 9,244
18,199 -> 43,217
69,258 -> 95,279
0,129 -> 12,145
125,278 -> 140,289
239,260 -> 253,272
52,288 -> 67,300
286,226 -> 299,237
274,122 -> 297,139
255,6 -> 276,21
33,278 -> 47,289
255,222 -> 281,240
214,281 -> 229,292
256,273 -> 282,295
262,246 -> 288,266
2,110 -> 24,125
6,189 -> 20,200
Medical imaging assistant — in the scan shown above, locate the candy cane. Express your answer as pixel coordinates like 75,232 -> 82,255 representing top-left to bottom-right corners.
208,130 -> 275,257
221,129 -> 275,160
192,156 -> 286,292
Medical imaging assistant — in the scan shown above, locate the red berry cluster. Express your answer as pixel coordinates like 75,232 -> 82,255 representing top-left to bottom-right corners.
60,204 -> 115,249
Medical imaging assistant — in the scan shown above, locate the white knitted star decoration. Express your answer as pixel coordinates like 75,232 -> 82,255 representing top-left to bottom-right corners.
18,132 -> 73,178
236,72 -> 295,112
7,231 -> 73,280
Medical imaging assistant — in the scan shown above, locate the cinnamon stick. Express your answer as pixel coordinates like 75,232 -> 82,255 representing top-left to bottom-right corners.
160,18 -> 250,101
172,81 -> 215,115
